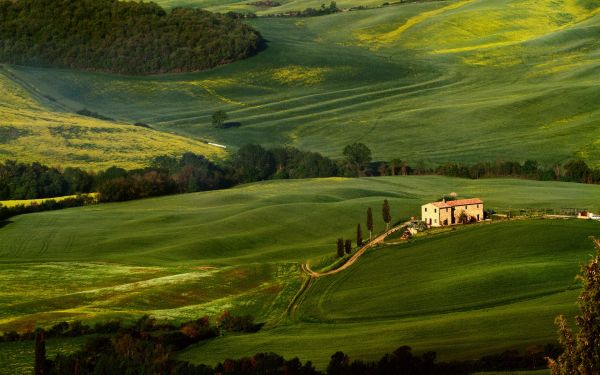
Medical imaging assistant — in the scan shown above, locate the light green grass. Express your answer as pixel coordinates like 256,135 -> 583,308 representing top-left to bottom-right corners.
179,219 -> 598,368
0,66 -> 224,170
1,176 -> 599,369
3,0 -> 600,168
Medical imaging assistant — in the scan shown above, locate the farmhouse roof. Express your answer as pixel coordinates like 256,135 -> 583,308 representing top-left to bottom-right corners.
430,198 -> 483,208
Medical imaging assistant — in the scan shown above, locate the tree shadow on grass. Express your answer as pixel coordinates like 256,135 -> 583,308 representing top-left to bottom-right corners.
222,122 -> 242,129
0,220 -> 13,229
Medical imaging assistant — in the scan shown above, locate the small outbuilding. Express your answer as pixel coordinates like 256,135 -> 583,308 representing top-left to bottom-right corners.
421,198 -> 484,227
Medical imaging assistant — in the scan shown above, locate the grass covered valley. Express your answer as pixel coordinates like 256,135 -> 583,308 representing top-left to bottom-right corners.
1,0 -> 600,374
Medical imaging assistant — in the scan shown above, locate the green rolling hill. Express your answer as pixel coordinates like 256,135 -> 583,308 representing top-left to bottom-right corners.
0,65 -> 224,170
1,176 -> 599,372
2,0 -> 599,169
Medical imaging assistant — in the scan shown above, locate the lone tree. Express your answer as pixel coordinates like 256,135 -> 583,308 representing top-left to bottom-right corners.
212,110 -> 228,128
337,238 -> 344,258
344,239 -> 352,254
367,207 -> 374,241
356,223 -> 363,247
382,199 -> 391,230
547,237 -> 600,374
343,143 -> 372,176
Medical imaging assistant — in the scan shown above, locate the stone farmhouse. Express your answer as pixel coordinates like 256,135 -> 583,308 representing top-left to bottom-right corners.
421,198 -> 484,227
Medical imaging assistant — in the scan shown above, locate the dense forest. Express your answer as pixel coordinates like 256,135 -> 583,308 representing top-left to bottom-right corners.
0,0 -> 264,74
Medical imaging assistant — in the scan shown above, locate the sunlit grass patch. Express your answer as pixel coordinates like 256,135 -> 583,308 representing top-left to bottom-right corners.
0,68 -> 226,169
272,66 -> 331,86
0,193 -> 98,208
354,0 -> 474,49
0,260 -> 300,332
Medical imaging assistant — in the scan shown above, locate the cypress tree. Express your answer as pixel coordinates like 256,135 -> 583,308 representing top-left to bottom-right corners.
34,329 -> 47,375
367,207 -> 373,241
337,238 -> 344,258
382,199 -> 391,230
344,239 -> 352,254
356,223 -> 363,247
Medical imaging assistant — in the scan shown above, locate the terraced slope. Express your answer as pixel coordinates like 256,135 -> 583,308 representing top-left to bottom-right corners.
1,176 -> 600,371
0,65 -> 224,170
5,0 -> 600,167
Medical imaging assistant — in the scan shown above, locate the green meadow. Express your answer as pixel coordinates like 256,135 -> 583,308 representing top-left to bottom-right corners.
2,0 -> 600,169
1,176 -> 599,372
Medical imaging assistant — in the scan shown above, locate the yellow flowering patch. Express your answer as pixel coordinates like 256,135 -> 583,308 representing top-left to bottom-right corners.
0,193 -> 98,208
188,79 -> 245,106
355,0 -> 475,49
354,0 -> 600,58
272,66 -> 330,86
0,70 -> 226,170
424,0 -> 600,55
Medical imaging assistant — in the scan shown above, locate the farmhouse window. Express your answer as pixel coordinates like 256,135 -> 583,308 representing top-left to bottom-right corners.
425,208 -> 427,212
434,209 -> 437,213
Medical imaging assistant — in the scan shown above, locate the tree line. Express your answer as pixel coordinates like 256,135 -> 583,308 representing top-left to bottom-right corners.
0,0 -> 264,75
3,143 -> 600,207
31,321 -> 564,375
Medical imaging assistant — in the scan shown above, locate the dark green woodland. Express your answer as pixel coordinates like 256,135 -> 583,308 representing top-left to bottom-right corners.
0,0 -> 264,74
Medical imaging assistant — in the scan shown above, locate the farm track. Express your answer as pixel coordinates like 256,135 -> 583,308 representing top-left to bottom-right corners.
288,222 -> 409,318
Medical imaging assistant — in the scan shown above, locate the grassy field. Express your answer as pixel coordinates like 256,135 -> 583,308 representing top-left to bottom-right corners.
1,176 -> 599,372
2,0 -> 599,169
0,65 -> 224,170
179,219 -> 598,368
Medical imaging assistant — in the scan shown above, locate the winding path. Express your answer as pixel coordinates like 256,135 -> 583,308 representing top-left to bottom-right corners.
303,221 -> 409,277
287,222 -> 410,317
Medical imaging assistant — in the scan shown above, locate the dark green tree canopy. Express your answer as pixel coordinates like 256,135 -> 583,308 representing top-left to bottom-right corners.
343,143 -> 372,175
0,0 -> 264,75
382,199 -> 391,228
212,111 -> 229,129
